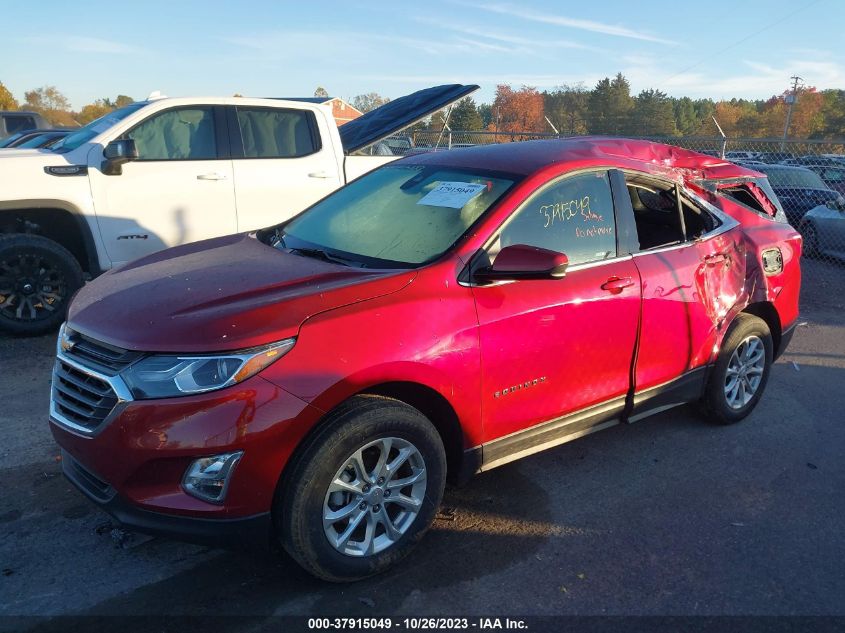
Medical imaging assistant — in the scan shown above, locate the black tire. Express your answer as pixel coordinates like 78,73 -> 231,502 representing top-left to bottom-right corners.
801,222 -> 820,258
0,234 -> 83,336
277,395 -> 446,582
702,314 -> 773,425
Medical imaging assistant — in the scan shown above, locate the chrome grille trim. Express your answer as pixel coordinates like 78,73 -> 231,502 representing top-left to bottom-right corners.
50,351 -> 133,437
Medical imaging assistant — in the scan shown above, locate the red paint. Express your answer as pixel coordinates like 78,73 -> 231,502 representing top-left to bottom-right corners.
51,138 -> 801,529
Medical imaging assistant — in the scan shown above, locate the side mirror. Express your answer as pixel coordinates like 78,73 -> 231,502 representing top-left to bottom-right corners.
102,138 -> 138,175
474,244 -> 569,282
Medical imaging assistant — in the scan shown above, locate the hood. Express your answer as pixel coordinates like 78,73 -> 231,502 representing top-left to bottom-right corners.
339,83 -> 478,154
68,233 -> 415,352
0,148 -> 56,160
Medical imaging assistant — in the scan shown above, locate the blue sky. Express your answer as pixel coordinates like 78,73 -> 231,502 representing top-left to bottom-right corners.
2,0 -> 843,109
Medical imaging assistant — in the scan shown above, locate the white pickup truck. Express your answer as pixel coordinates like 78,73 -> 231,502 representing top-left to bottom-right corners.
0,84 -> 477,334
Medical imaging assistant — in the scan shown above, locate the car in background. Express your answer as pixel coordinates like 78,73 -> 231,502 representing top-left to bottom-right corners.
800,198 -> 845,260
756,151 -> 795,164
2,129 -> 73,149
745,164 -> 841,225
50,138 -> 801,582
725,150 -> 760,161
0,110 -> 51,139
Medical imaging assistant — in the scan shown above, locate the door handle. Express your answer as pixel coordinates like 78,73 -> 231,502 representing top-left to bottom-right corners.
601,276 -> 635,294
308,171 -> 331,179
703,253 -> 728,266
196,173 -> 227,181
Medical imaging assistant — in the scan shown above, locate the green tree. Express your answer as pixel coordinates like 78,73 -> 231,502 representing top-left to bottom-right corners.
449,97 -> 483,130
0,81 -> 18,110
632,89 -> 676,136
588,73 -> 634,135
477,103 -> 493,129
114,95 -> 134,107
544,84 -> 588,134
314,86 -> 329,98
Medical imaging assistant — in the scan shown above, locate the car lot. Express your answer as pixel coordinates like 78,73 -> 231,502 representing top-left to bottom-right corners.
1,256 -> 843,626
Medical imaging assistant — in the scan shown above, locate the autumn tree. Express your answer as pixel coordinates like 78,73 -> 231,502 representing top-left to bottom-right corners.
77,99 -> 114,124
491,85 -> 544,135
0,81 -> 18,110
351,92 -> 389,113
24,85 -> 76,125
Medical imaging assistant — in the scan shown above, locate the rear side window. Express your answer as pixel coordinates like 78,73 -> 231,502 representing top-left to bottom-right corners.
499,171 -> 617,266
235,108 -> 320,158
126,107 -> 217,160
4,115 -> 35,135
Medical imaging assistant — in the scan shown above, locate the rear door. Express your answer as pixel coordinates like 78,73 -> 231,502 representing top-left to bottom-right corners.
623,172 -> 745,396
471,169 -> 641,447
228,105 -> 342,231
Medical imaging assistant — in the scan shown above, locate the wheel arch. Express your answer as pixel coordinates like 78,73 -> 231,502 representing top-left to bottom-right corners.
0,200 -> 102,276
740,301 -> 782,358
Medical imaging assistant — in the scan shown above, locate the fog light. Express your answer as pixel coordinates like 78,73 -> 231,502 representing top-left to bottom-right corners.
182,451 -> 243,503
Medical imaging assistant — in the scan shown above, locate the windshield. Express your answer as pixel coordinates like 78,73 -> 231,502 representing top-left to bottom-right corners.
282,164 -> 518,267
52,102 -> 147,152
757,166 -> 828,190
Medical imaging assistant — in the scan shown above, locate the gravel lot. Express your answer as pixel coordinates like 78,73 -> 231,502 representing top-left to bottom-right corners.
1,262 -> 843,629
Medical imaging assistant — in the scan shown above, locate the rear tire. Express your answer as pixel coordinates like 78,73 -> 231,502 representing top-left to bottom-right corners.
0,234 -> 83,336
702,314 -> 773,425
277,395 -> 446,582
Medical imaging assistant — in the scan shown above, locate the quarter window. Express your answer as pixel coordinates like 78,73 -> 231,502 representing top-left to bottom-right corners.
499,171 -> 617,266
235,108 -> 319,158
126,107 -> 217,160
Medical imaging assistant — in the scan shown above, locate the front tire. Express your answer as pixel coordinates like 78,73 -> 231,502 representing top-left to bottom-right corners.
702,314 -> 773,425
0,234 -> 83,336
277,395 -> 446,582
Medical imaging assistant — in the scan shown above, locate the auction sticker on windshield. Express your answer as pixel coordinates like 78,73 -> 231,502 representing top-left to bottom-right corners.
418,182 -> 486,209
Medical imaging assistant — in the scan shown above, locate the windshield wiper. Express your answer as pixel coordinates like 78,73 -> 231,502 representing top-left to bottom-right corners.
290,247 -> 364,268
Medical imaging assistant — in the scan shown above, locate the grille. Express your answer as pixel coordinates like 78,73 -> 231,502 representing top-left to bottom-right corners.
52,359 -> 120,432
63,330 -> 143,375
61,450 -> 114,502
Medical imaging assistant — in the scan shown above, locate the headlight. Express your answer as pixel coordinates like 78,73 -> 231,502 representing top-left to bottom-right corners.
121,339 -> 295,399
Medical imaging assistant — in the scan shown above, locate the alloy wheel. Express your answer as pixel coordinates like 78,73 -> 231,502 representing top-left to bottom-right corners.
0,252 -> 67,322
323,437 -> 427,557
724,335 -> 766,409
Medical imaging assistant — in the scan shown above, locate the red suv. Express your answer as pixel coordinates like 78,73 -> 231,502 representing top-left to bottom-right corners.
50,138 -> 801,581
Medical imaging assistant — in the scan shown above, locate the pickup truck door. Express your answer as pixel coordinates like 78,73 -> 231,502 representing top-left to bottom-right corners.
87,105 -> 236,267
228,105 -> 343,231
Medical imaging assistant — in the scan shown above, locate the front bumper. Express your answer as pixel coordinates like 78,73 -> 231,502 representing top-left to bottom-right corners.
50,371 -> 324,545
62,449 -> 272,549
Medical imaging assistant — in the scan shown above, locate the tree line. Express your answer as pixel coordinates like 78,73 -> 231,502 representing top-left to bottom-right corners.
3,74 -> 844,139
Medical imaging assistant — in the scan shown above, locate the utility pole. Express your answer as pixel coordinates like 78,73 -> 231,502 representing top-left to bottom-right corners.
781,75 -> 803,151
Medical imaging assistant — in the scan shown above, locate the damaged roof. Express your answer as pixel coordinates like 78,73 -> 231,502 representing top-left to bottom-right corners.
403,136 -> 763,181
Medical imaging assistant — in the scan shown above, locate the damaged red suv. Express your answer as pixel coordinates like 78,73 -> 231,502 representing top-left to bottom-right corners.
50,138 -> 801,581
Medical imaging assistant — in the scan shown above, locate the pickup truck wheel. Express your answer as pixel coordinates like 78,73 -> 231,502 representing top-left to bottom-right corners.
277,395 -> 446,582
702,314 -> 773,425
0,234 -> 83,336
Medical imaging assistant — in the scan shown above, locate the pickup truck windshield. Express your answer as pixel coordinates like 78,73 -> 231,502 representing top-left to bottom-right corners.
283,164 -> 517,267
52,102 -> 147,152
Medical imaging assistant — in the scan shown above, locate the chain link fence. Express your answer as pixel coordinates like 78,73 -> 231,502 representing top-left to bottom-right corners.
376,131 -> 845,311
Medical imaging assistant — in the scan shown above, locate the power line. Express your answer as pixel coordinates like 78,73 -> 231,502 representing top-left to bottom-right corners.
661,0 -> 823,85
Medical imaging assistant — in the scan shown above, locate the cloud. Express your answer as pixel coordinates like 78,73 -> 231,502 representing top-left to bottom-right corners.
413,18 -> 598,52
457,2 -> 677,45
19,36 -> 146,55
